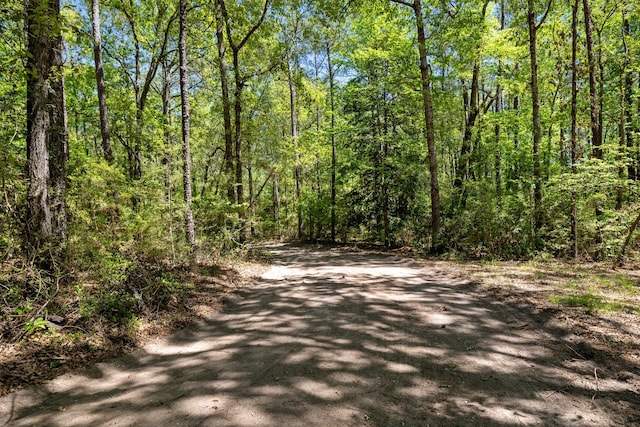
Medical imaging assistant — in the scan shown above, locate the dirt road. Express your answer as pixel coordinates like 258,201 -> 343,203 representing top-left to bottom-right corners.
1,244 -> 638,426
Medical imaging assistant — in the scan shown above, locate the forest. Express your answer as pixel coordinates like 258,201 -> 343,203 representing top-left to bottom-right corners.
1,0 -> 640,397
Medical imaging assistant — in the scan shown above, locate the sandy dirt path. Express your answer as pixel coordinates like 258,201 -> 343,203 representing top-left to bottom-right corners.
0,244 -> 637,426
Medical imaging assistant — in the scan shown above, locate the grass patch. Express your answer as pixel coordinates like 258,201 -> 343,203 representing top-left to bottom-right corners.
549,291 -> 627,314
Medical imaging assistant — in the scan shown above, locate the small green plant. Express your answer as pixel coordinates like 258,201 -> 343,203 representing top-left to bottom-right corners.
49,360 -> 64,368
617,276 -> 638,295
126,315 -> 142,331
23,317 -> 47,333
16,304 -> 34,316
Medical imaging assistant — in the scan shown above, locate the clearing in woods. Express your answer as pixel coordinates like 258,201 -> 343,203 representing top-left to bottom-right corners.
1,244 -> 639,426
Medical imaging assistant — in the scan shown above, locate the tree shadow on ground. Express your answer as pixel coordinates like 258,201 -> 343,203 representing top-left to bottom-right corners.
1,244 -> 638,426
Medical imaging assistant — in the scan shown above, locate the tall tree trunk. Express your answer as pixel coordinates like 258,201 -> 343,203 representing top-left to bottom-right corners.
570,0 -> 579,258
618,14 -> 630,209
392,0 -> 441,252
495,0 -> 505,204
454,62 -> 480,208
415,0 -> 441,251
327,43 -> 337,243
130,13 -> 143,184
527,0 -> 547,234
248,142 -> 255,238
313,51 -> 322,241
219,0 -> 270,242
272,173 -> 281,239
618,69 -> 626,210
381,96 -> 390,247
91,0 -> 112,163
25,0 -> 68,254
454,1 -> 488,208
178,0 -> 195,247
508,92 -> 521,192
161,58 -> 173,192
287,52 -> 303,240
233,54 -> 246,240
215,0 -> 235,203
583,0 -> 603,258
49,62 -> 68,243
583,0 -> 602,158
623,18 -> 636,181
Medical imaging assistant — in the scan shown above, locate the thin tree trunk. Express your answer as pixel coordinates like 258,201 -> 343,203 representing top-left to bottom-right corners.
392,0 -> 441,252
179,0 -> 195,247
454,62 -> 480,208
527,0 -> 544,233
618,15 -> 629,210
415,0 -> 441,251
233,56 -> 246,240
161,58 -> 173,192
313,51 -> 322,240
215,0 -> 235,203
495,0 -> 505,203
273,173 -> 281,239
583,0 -> 603,258
327,43 -> 337,243
381,98 -> 390,247
91,0 -> 112,163
583,0 -> 602,158
219,0 -> 270,242
623,18 -> 636,181
287,52 -> 303,240
509,92 -> 521,192
248,146 -> 255,238
570,0 -> 579,258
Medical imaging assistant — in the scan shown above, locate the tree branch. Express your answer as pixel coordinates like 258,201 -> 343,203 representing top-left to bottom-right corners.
391,0 -> 415,9
238,0 -> 270,52
536,0 -> 553,30
220,0 -> 270,53
139,8 -> 178,112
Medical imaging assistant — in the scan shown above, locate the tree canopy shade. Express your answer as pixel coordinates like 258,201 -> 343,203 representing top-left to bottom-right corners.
1,0 -> 640,269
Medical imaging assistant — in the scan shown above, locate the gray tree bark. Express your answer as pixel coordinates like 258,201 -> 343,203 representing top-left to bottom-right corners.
570,0 -> 579,258
391,0 -> 442,252
327,43 -> 337,243
25,0 -> 68,254
179,0 -> 195,247
91,0 -> 112,163
527,0 -> 551,233
215,0 -> 235,204
583,0 -> 602,158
